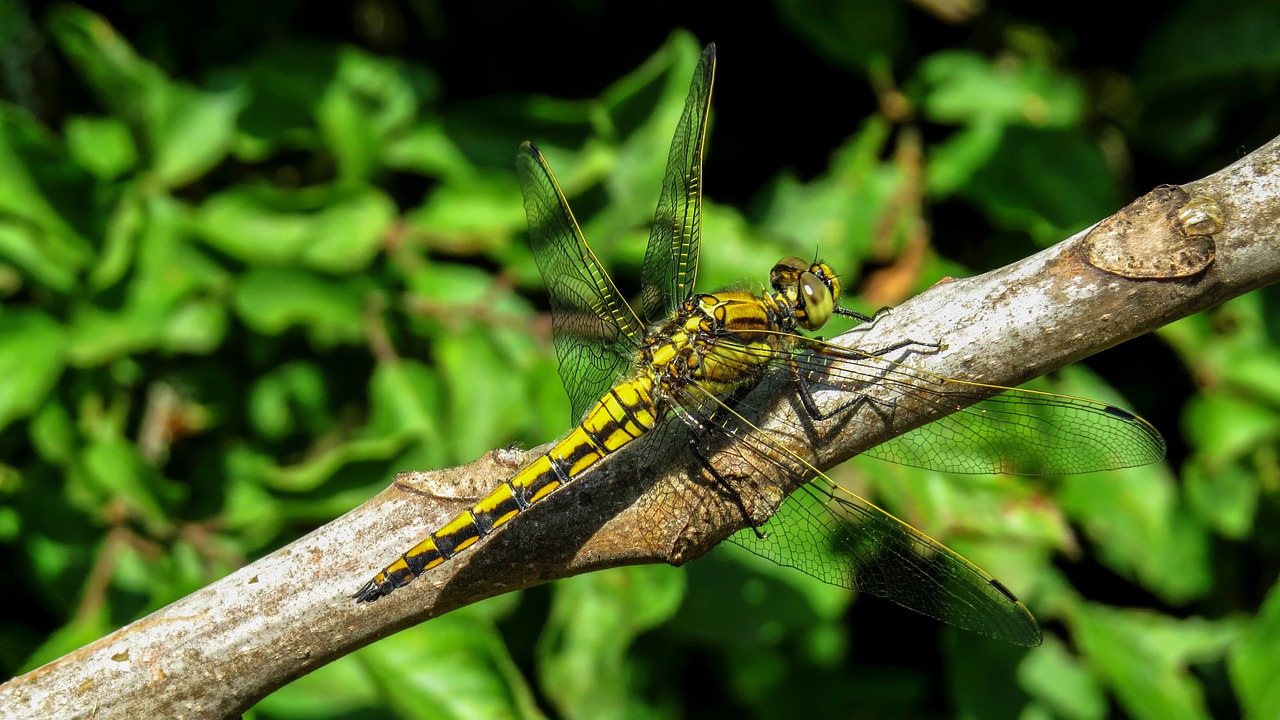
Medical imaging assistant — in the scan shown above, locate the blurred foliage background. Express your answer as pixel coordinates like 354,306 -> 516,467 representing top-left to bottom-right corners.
2,1 -> 1279,718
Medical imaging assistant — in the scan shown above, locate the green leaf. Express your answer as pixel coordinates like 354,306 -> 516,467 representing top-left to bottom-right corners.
232,267 -> 368,346
229,40 -> 340,156
1072,604 -> 1240,720
46,5 -> 167,123
1183,460 -> 1258,539
90,185 -> 145,291
1218,348 -> 1280,408
959,127 -> 1117,245
316,47 -> 424,182
0,310 -> 66,431
386,120 -> 476,181
435,327 -> 527,462
28,401 -> 77,465
67,196 -> 228,365
926,121 -> 1005,198
672,549 -> 860,713
218,464 -> 285,545
64,115 -> 138,179
756,118 -> 904,272
0,107 -> 101,291
403,174 -> 525,255
263,435 -> 412,498
348,611 -> 544,720
248,361 -> 330,440
149,86 -> 245,188
1058,465 -> 1210,604
249,364 -> 446,501
159,298 -> 227,355
197,185 -> 394,271
943,627 -> 1035,718
81,437 -> 184,530
1231,576 -> 1280,719
1182,393 -> 1280,465
366,359 -> 448,470
1050,365 -> 1208,602
1019,636 -> 1107,720
680,544 -> 851,648
539,566 -> 686,720
915,51 -> 1085,127
48,6 -> 244,188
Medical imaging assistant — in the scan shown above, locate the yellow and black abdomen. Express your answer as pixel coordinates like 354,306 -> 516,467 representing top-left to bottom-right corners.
354,374 -> 660,601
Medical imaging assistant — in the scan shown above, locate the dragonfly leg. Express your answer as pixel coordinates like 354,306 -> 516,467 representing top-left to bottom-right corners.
673,384 -> 775,539
788,332 -> 944,424
821,314 -> 945,363
686,432 -> 770,539
791,364 -> 900,424
834,304 -> 896,324
863,337 -> 942,357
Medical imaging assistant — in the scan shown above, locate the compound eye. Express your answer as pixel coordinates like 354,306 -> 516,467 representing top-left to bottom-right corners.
799,271 -> 833,329
770,256 -> 810,292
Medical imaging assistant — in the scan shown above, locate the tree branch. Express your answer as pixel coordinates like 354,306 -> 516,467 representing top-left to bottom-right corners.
3,135 -> 1278,720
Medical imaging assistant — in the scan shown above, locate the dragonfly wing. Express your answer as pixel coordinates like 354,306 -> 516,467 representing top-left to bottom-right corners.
786,336 -> 1167,474
658,332 -> 1164,644
517,142 -> 646,420
666,376 -> 1043,646
639,44 -> 716,323
862,389 -> 1167,474
732,474 -> 1043,646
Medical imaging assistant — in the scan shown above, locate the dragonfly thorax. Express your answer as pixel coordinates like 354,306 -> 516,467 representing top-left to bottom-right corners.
638,290 -> 793,405
769,256 -> 842,331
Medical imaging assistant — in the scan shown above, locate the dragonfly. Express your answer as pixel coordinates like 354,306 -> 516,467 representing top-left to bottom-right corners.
354,44 -> 1165,646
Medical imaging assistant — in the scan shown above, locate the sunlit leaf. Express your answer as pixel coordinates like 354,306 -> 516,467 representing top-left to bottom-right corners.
64,115 -> 138,179
0,310 -> 65,431
232,267 -> 368,346
198,185 -> 394,271
1231,577 -> 1280,719
915,51 -> 1085,127
350,609 -> 543,720
539,566 -> 685,720
0,107 -> 101,291
1183,460 -> 1259,539
1072,604 -> 1240,720
1019,636 -> 1107,720
81,437 -> 184,530
1182,393 -> 1280,464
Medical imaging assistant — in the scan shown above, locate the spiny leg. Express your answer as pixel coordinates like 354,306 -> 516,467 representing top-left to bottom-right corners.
672,385 -> 782,540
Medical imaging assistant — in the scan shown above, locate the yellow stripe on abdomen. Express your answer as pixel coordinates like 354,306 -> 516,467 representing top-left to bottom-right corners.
354,375 -> 658,603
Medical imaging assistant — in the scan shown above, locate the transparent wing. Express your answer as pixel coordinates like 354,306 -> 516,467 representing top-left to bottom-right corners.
639,44 -> 716,323
657,331 -> 1163,645
517,142 -> 645,420
785,334 -> 1166,474
667,378 -> 1043,646
733,472 -> 1044,646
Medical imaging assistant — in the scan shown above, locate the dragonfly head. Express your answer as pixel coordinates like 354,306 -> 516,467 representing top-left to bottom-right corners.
770,256 -> 843,331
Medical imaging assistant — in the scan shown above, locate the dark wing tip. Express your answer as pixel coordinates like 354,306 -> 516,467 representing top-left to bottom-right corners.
1103,405 -> 1137,421
1103,404 -> 1168,462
